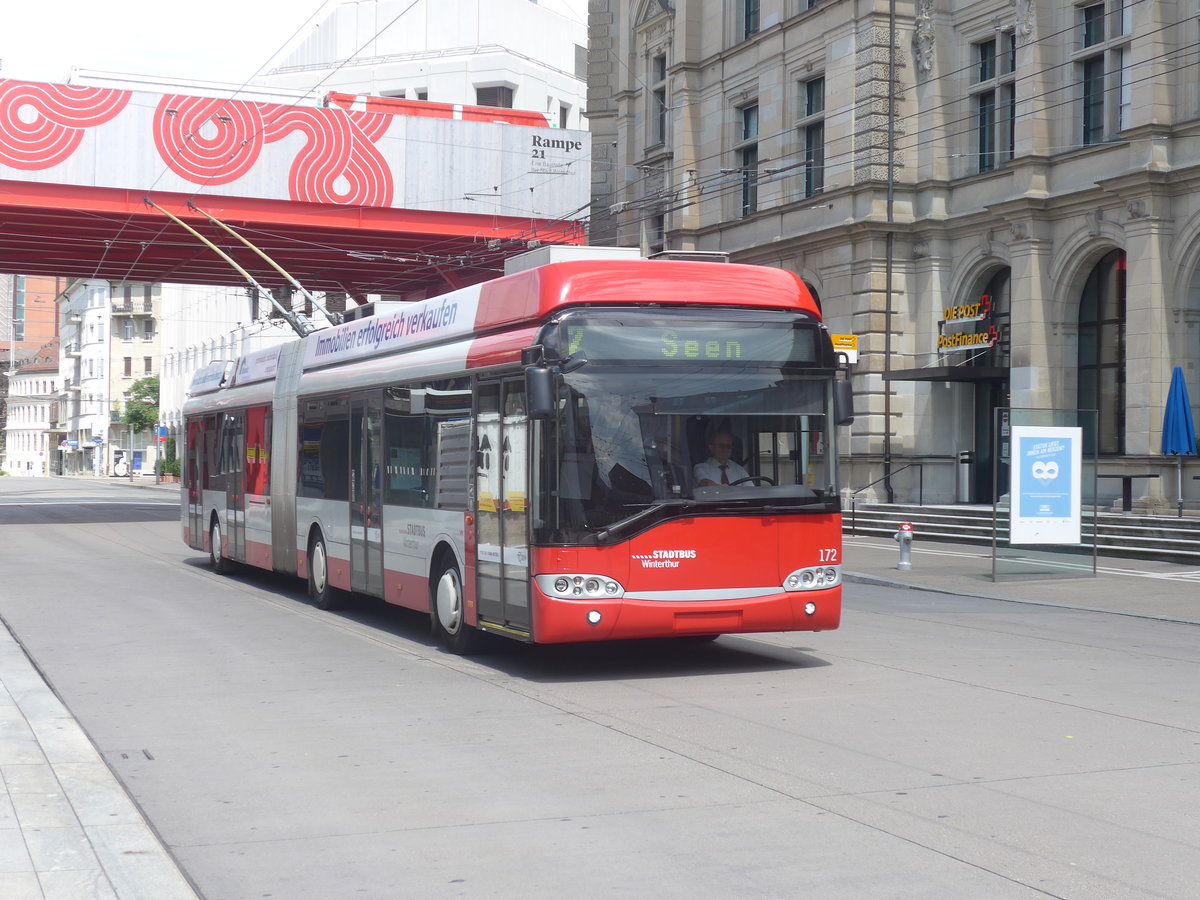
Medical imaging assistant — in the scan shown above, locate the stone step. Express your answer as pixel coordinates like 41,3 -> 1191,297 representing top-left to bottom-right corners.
843,504 -> 1200,565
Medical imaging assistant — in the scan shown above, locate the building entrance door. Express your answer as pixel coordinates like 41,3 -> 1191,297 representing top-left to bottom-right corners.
971,380 -> 1009,504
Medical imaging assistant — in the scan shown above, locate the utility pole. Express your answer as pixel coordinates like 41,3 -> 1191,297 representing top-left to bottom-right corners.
882,0 -> 897,503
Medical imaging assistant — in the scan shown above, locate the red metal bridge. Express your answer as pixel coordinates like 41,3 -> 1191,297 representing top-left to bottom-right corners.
0,81 -> 587,299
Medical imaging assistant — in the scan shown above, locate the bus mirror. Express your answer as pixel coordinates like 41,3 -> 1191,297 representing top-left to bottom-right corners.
834,379 -> 854,426
527,367 -> 556,420
560,351 -> 588,373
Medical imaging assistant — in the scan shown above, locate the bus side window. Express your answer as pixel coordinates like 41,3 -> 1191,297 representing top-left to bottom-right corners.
383,389 -> 434,509
246,406 -> 270,496
299,398 -> 350,501
203,415 -> 218,488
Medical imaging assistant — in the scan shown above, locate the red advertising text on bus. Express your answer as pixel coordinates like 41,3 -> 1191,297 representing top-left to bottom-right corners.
182,256 -> 851,653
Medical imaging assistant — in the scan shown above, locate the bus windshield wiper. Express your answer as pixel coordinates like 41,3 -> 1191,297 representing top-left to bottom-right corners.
594,498 -> 697,544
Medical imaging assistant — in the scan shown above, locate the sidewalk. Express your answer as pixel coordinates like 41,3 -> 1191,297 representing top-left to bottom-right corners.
0,623 -> 199,899
843,534 -> 1200,624
1,476 -> 197,898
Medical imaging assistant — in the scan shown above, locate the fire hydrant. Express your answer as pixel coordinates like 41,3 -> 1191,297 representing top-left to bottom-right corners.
894,522 -> 914,571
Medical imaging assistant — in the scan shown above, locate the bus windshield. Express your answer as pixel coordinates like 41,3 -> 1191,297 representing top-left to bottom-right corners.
532,364 -> 841,545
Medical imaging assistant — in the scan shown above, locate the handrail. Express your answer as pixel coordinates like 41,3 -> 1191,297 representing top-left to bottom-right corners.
848,463 -> 923,536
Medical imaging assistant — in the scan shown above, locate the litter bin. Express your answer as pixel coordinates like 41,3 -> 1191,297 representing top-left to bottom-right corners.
956,450 -> 974,503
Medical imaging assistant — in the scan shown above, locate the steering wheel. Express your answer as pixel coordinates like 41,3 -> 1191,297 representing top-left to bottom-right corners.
730,475 -> 775,486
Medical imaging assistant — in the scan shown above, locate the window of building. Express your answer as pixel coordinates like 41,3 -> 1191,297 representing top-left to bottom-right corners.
736,104 -> 760,216
1081,56 -> 1105,144
972,34 -> 1016,172
144,357 -> 153,374
123,320 -> 134,340
560,103 -> 570,129
476,85 -> 514,109
651,54 -> 668,146
650,214 -> 666,254
1074,2 -> 1131,146
124,357 -> 132,377
416,90 -> 428,101
143,320 -> 154,340
740,0 -> 760,40
1082,4 -> 1105,46
1077,249 -> 1126,454
13,276 -> 25,341
799,76 -> 825,197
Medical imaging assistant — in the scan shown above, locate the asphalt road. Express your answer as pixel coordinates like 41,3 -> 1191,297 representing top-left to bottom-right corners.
1,477 -> 1198,899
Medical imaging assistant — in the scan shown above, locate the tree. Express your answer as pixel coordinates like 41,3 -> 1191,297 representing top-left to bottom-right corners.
123,375 -> 160,434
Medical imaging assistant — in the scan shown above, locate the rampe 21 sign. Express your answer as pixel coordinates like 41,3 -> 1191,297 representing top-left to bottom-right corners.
1009,425 -> 1083,544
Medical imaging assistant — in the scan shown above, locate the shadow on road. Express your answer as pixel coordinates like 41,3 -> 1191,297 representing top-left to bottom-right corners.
182,558 -> 833,682
482,636 -> 830,683
0,501 -> 179,526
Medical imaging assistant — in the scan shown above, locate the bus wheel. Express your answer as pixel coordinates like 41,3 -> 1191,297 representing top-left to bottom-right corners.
432,559 -> 482,655
209,518 -> 230,576
308,532 -> 348,611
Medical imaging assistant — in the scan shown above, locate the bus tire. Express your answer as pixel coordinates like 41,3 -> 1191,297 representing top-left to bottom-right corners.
432,558 -> 482,655
209,517 -> 231,576
308,531 -> 349,611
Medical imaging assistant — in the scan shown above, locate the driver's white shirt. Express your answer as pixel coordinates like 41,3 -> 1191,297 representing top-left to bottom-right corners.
693,457 -> 750,485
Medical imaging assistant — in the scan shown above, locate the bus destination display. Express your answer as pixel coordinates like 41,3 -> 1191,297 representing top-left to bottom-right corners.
556,321 -> 817,365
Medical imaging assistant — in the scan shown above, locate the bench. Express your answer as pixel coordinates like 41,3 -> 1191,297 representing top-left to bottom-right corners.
1098,473 -> 1159,513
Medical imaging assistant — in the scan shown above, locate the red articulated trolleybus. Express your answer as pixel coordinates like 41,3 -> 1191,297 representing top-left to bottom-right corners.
182,254 -> 854,653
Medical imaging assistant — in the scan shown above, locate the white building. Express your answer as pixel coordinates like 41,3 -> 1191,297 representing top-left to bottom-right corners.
2,344 -> 59,476
256,0 -> 588,129
59,281 -> 110,476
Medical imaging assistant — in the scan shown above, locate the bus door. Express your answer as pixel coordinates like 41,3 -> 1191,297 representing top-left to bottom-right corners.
223,412 -> 246,562
186,418 -> 204,548
474,380 -> 531,634
350,393 -> 384,596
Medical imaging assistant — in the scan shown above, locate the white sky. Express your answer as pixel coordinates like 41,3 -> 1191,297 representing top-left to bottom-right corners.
2,0 -> 589,87
2,0 -> 338,85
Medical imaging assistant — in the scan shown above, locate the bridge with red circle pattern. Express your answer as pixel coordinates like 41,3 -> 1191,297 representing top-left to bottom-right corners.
0,80 -> 587,299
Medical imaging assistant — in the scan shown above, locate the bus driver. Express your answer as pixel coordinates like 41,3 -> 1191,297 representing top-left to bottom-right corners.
694,431 -> 751,486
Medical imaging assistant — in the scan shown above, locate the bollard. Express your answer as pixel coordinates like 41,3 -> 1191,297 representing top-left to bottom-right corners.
893,521 -> 914,571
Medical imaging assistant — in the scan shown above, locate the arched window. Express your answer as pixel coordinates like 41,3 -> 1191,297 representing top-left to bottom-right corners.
803,281 -> 822,314
970,267 -> 1010,369
1077,249 -> 1126,454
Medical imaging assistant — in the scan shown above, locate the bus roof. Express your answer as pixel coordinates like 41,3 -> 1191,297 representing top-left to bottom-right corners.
300,259 -> 820,372
475,259 -> 818,329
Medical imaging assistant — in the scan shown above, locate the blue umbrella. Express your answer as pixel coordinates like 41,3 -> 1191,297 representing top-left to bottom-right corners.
1161,366 -> 1196,516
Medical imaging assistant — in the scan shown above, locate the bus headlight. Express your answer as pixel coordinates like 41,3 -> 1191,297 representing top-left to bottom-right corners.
783,565 -> 841,591
535,574 -> 626,600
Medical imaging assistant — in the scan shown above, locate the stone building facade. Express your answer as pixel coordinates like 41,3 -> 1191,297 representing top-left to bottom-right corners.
589,0 -> 1200,507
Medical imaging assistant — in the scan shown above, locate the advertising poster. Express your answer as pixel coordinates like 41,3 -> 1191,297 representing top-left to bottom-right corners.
1009,426 -> 1082,544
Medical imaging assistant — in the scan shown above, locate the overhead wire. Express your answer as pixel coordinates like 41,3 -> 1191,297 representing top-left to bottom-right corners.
39,0 -> 595,300
109,0 -> 425,288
